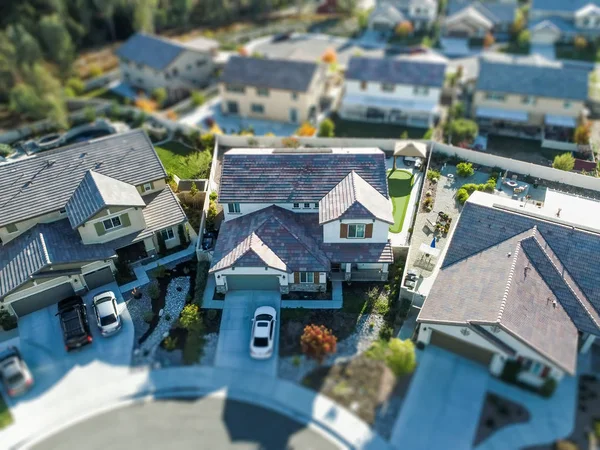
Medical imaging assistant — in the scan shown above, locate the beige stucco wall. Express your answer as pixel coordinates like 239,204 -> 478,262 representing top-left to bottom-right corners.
473,91 -> 584,126
4,275 -> 83,305
0,209 -> 68,244
136,178 -> 167,196
79,207 -> 146,245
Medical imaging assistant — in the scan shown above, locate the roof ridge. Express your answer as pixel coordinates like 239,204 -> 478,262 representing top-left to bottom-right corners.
497,237 -> 523,323
38,232 -> 51,265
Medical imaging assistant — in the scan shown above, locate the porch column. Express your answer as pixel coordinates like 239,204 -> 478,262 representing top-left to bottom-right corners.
490,354 -> 505,376
344,263 -> 351,281
581,334 -> 596,354
381,263 -> 389,281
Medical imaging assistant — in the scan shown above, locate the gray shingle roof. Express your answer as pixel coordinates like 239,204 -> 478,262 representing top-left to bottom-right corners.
115,33 -> 186,71
448,0 -> 517,24
418,200 -> 600,374
345,57 -> 447,88
531,0 -> 600,13
219,149 -> 389,203
221,56 -> 320,92
138,187 -> 188,239
0,130 -> 166,228
319,171 -> 394,224
320,242 -> 394,264
476,59 -> 590,100
66,170 -> 145,229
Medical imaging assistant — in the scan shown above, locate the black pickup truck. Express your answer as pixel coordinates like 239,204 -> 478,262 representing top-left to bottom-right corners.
57,296 -> 93,351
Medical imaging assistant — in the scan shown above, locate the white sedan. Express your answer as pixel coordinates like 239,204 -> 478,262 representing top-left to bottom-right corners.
92,291 -> 122,337
250,306 -> 277,359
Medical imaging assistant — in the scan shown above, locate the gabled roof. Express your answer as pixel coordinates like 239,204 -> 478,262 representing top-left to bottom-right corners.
448,0 -> 517,24
0,130 -> 166,228
445,6 -> 494,28
66,170 -> 145,229
370,3 -> 406,23
219,148 -> 389,203
476,59 -> 590,101
115,33 -> 187,71
319,171 -> 394,225
531,0 -> 600,14
394,141 -> 428,158
345,57 -> 447,88
221,56 -> 320,92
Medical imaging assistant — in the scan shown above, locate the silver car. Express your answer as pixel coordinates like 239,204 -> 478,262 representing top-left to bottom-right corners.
0,347 -> 34,397
92,291 -> 122,336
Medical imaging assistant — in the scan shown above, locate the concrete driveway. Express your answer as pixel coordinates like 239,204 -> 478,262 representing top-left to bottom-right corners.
391,346 -> 489,450
215,290 -> 280,377
6,282 -> 134,425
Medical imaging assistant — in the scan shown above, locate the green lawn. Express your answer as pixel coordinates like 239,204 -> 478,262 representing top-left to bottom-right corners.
155,141 -> 212,179
330,114 -> 425,139
388,170 -> 414,234
0,394 -> 13,430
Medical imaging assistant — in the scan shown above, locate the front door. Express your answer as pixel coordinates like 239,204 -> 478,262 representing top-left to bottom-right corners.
289,108 -> 298,123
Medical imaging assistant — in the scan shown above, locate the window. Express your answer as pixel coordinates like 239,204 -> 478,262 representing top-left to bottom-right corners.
522,95 -> 536,105
251,103 -> 265,114
186,64 -> 192,71
172,68 -> 179,76
257,87 -> 269,97
291,92 -> 298,100
196,60 -> 206,67
289,108 -> 298,123
348,224 -> 366,238
314,203 -> 319,208
228,203 -> 241,213
5,223 -> 17,233
360,81 -> 367,91
293,203 -> 300,208
165,73 -> 171,80
103,216 -> 122,231
413,86 -> 430,96
303,202 -> 311,209
300,272 -> 314,283
161,228 -> 175,241
226,84 -> 245,94
142,182 -> 153,192
485,92 -> 506,102
59,208 -> 67,214
381,83 -> 395,92
564,101 -> 572,109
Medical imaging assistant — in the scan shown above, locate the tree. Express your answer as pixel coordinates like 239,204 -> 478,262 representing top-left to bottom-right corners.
66,77 -> 85,95
574,124 -> 591,144
5,24 -> 42,67
456,161 -> 475,177
321,48 -> 337,64
357,9 -> 369,29
152,87 -> 167,106
483,32 -> 495,48
133,0 -> 158,33
449,101 -> 465,120
575,36 -> 588,51
318,118 -> 335,137
206,199 -> 218,231
0,143 -> 13,158
400,130 -> 408,139
552,153 -> 575,172
301,324 -> 337,364
178,304 -> 202,331
423,128 -> 433,139
191,91 -> 205,106
511,8 -> 525,34
366,338 -> 416,376
189,181 -> 199,197
296,122 -> 316,137
157,231 -> 167,254
178,223 -> 188,246
447,119 -> 478,145
395,21 -> 414,38
517,30 -> 530,48
39,14 -> 76,72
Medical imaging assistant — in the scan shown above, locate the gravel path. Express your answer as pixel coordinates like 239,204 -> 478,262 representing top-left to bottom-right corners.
278,311 -> 385,383
125,285 -> 152,344
133,277 -> 190,366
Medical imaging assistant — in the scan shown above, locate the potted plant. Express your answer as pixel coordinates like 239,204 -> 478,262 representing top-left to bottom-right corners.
132,287 -> 142,299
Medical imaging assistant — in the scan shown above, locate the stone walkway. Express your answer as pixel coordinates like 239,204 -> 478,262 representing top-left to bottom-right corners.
281,281 -> 343,309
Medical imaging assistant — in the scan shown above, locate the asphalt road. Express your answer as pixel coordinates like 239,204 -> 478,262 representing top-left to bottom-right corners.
34,397 -> 342,450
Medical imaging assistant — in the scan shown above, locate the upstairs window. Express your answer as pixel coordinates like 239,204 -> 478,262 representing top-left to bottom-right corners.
381,83 -> 395,93
196,60 -> 206,67
485,92 -> 506,102
348,224 -> 366,238
228,203 -> 241,213
314,203 -> 319,208
564,101 -> 572,109
303,202 -> 311,209
293,203 -> 300,208
226,84 -> 245,94
161,228 -> 175,240
360,81 -> 367,91
5,223 -> 17,233
413,86 -> 430,96
521,95 -> 536,105
291,92 -> 298,100
103,216 -> 122,231
257,87 -> 269,97
251,103 -> 265,114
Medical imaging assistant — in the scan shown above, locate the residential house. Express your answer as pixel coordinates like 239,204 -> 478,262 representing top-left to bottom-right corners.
417,191 -> 600,387
339,56 -> 447,128
0,130 -> 196,318
442,0 -> 518,41
529,0 -> 600,44
369,0 -> 439,32
219,57 -> 328,125
116,33 -> 218,101
209,148 -> 395,294
472,57 -> 589,149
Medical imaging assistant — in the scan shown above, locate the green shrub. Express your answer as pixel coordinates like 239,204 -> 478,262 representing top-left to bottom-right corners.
501,359 -> 521,384
456,162 -> 474,177
423,128 -> 433,139
66,77 -> 85,95
179,304 -> 202,331
162,335 -> 178,351
191,91 -> 206,107
89,64 -> 103,78
378,323 -> 394,341
148,283 -> 160,300
447,119 -> 478,145
456,188 -> 469,204
427,169 -> 441,181
200,133 -> 215,151
318,118 -> 335,137
83,106 -> 96,123
194,260 -> 210,305
540,378 -> 557,398
209,191 -> 218,202
552,153 -> 575,172
183,326 -> 205,364
366,339 -> 416,377
143,311 -> 155,323
0,308 -> 17,330
0,144 -> 13,158
154,263 -> 167,279
152,87 -> 168,106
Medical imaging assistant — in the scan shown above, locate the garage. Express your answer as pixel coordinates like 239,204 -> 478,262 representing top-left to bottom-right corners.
226,275 -> 280,291
11,282 -> 75,317
84,266 -> 115,290
430,330 -> 494,367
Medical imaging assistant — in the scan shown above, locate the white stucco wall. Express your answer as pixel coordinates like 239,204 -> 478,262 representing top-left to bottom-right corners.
345,80 -> 442,106
323,218 -> 389,243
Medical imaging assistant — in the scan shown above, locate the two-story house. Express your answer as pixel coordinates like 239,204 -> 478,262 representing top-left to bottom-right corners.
0,130 -> 196,318
209,148 -> 394,294
417,191 -> 600,388
368,0 -> 438,32
219,56 -> 327,125
338,56 -> 447,128
116,33 -> 218,101
443,0 -> 518,41
472,57 -> 589,149
529,0 -> 600,45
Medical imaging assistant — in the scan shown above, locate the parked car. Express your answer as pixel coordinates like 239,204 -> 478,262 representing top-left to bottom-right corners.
92,291 -> 122,337
0,347 -> 33,397
403,156 -> 422,168
272,32 -> 292,42
57,296 -> 93,351
250,306 -> 277,359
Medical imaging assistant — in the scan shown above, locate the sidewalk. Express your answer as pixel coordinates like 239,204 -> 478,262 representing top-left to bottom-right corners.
6,366 -> 392,450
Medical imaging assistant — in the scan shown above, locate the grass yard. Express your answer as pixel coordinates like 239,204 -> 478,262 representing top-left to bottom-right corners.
0,393 -> 13,430
155,141 -> 212,179
388,170 -> 414,234
330,114 -> 425,139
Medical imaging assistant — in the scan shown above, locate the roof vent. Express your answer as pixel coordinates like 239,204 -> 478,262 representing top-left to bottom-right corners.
46,160 -> 56,167
80,152 -> 87,158
552,299 -> 557,308
95,161 -> 103,168
507,252 -> 511,257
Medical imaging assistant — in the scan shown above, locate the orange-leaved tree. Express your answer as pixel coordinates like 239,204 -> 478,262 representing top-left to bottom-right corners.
135,98 -> 158,113
321,48 -> 337,64
395,21 -> 414,38
296,122 -> 316,137
301,324 -> 337,364
483,32 -> 495,48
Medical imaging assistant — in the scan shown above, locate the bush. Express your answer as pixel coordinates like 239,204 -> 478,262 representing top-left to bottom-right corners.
191,91 -> 206,107
200,133 -> 215,151
89,64 -> 103,78
366,338 -> 416,377
427,169 -> 441,181
0,308 -> 17,330
143,311 -> 155,323
501,360 -> 521,384
66,77 -> 85,95
183,327 -> 205,364
178,223 -> 188,246
378,323 -> 394,340
395,21 -> 414,37
552,153 -> 575,172
555,441 -> 579,450
0,143 -> 13,158
162,335 -> 178,351
540,378 -> 557,398
318,118 -> 335,137
296,122 -> 316,137
282,137 -> 300,148
301,324 -> 337,364
574,124 -> 590,145
179,304 -> 202,331
456,188 -> 469,204
157,231 -> 167,255
574,35 -> 588,50
447,119 -> 478,145
483,32 -> 495,48
152,88 -> 167,106
449,102 -> 465,120
83,106 -> 96,123
321,48 -> 337,63
456,162 -> 474,177
423,128 -> 433,139
148,283 -> 160,300
517,30 -> 530,48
